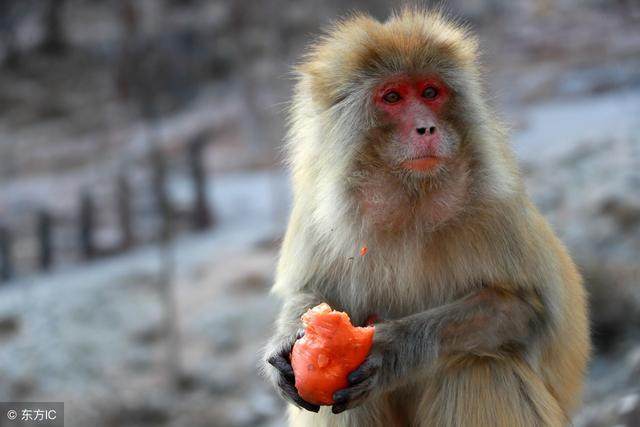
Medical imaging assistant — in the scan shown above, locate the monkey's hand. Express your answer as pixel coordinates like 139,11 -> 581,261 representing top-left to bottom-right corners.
264,330 -> 321,413
331,325 -> 396,414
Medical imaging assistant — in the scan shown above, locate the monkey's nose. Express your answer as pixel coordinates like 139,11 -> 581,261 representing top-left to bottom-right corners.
416,126 -> 436,135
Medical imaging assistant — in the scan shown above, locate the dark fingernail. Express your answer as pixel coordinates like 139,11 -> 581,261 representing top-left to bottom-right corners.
298,399 -> 320,413
332,403 -> 347,414
332,390 -> 348,404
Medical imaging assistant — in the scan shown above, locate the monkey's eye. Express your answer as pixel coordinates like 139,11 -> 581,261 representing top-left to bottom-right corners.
422,86 -> 438,99
382,91 -> 401,104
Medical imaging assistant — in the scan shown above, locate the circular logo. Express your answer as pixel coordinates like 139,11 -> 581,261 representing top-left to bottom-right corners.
6,409 -> 17,420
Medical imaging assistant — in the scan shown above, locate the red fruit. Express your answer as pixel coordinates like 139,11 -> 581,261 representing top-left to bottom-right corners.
290,303 -> 375,405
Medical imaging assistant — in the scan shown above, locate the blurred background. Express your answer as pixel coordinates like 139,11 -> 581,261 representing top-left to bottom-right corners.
0,0 -> 638,426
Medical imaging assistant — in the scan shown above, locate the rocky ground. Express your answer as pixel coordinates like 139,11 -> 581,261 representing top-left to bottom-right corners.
0,171 -> 290,427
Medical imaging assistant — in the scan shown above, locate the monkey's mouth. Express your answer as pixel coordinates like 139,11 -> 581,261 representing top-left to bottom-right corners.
401,156 -> 441,172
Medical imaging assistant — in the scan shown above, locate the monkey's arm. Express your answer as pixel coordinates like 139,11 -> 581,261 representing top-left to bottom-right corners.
263,292 -> 322,412
332,285 -> 548,413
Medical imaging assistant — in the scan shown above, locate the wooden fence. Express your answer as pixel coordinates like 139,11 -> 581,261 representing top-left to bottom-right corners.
0,135 -> 215,283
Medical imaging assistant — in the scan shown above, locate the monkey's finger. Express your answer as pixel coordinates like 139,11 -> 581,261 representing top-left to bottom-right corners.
331,402 -> 348,414
279,379 -> 320,413
347,360 -> 378,385
331,390 -> 368,414
267,354 -> 295,382
277,333 -> 302,360
333,380 -> 372,404
292,394 -> 320,413
332,377 -> 374,413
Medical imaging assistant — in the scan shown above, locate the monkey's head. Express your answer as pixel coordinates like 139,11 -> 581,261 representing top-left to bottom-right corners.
289,9 -> 517,229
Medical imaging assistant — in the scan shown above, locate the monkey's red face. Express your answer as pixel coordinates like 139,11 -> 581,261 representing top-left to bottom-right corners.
372,75 -> 458,176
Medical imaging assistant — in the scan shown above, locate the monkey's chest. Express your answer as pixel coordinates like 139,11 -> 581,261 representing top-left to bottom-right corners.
357,180 -> 413,232
338,250 -> 459,322
356,178 -> 467,234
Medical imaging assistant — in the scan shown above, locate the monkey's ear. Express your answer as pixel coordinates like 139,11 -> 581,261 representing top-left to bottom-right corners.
439,28 -> 480,69
407,8 -> 481,69
295,14 -> 382,109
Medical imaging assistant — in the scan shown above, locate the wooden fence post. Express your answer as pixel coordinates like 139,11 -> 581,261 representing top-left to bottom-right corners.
150,148 -> 173,242
79,192 -> 96,260
116,174 -> 135,250
187,134 -> 214,230
150,147 -> 183,384
37,209 -> 54,271
0,224 -> 13,282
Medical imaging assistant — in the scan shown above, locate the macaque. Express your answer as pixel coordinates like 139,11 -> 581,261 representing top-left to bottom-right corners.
263,8 -> 589,427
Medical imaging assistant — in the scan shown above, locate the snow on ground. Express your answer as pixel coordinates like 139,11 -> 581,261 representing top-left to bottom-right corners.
0,170 -> 290,426
511,88 -> 640,163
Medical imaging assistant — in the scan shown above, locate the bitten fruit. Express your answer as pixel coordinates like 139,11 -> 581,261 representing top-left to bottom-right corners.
290,303 -> 375,405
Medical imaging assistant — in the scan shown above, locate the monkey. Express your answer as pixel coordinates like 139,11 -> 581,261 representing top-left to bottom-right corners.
263,8 -> 590,427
